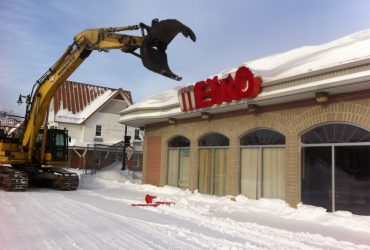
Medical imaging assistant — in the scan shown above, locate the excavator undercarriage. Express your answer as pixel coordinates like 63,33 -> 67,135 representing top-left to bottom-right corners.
0,128 -> 79,191
24,166 -> 79,190
0,165 -> 79,191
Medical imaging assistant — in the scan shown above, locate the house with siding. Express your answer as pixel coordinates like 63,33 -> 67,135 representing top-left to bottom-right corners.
48,80 -> 143,170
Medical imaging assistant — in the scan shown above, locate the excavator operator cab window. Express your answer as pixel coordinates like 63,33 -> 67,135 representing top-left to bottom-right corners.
36,133 -> 43,148
54,132 -> 66,146
45,129 -> 69,161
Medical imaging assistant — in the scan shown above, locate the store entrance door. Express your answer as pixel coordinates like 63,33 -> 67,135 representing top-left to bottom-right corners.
301,123 -> 370,215
301,146 -> 332,211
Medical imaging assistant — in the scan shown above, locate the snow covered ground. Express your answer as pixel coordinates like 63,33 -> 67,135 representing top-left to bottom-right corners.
1,162 -> 370,249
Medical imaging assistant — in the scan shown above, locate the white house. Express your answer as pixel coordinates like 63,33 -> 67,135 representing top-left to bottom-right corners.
48,80 -> 143,169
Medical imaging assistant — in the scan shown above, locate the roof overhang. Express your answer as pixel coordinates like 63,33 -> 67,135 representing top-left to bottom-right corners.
119,29 -> 370,128
119,59 -> 370,128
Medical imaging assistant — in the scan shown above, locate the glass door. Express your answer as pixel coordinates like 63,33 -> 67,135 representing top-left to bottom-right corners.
335,146 -> 370,215
301,147 -> 332,211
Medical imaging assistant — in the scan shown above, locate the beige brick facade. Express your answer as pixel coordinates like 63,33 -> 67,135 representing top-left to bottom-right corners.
143,91 -> 370,207
143,136 -> 161,185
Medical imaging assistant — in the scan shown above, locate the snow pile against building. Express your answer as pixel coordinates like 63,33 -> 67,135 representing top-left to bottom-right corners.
1,162 -> 370,249
78,162 -> 370,235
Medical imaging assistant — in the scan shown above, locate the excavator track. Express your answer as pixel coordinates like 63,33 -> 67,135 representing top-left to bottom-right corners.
0,165 -> 79,191
23,167 -> 79,191
48,168 -> 80,191
0,166 -> 29,191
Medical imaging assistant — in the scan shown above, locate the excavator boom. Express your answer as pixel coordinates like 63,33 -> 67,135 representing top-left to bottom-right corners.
0,18 -> 196,191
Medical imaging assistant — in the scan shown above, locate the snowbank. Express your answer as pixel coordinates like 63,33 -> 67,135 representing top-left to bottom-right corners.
75,161 -> 141,190
1,162 -> 369,249
80,162 -> 370,234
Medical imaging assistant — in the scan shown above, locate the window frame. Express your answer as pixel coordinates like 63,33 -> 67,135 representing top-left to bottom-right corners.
240,128 -> 286,199
167,136 -> 191,189
198,133 -> 229,196
95,125 -> 102,137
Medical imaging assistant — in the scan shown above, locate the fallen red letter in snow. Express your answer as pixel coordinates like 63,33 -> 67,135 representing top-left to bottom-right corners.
131,194 -> 175,207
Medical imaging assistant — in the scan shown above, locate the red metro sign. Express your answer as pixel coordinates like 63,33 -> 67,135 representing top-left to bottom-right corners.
178,66 -> 261,112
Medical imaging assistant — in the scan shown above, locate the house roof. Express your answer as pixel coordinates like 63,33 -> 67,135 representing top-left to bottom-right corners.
119,28 -> 370,127
54,81 -> 132,124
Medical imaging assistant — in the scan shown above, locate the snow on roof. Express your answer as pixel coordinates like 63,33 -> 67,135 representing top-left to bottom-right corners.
122,29 -> 370,115
56,89 -> 115,124
69,138 -> 122,147
232,28 -> 370,82
119,86 -> 182,115
53,81 -> 133,124
120,29 -> 370,127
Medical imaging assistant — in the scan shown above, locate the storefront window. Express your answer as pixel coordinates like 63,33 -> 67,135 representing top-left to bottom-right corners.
302,123 -> 370,143
240,129 -> 285,200
198,133 -> 229,196
241,128 -> 285,145
301,123 -> 370,215
167,136 -> 190,189
168,136 -> 191,147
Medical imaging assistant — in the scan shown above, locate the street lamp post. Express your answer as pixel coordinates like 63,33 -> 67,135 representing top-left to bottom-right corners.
17,94 -> 31,105
17,94 -> 32,122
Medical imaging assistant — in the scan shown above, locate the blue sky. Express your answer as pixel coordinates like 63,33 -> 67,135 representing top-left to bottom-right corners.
1,0 -> 370,115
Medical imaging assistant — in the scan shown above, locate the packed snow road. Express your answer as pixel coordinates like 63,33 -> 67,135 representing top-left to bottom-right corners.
1,164 -> 370,249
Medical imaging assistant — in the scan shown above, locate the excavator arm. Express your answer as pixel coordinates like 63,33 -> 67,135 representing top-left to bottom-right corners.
0,18 -> 195,191
20,19 -> 196,163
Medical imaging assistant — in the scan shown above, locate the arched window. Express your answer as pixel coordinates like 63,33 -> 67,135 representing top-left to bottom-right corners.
198,133 -> 229,196
167,136 -> 190,189
241,128 -> 285,145
199,133 -> 229,147
301,123 -> 370,144
240,129 -> 285,200
301,123 -> 370,215
168,136 -> 191,147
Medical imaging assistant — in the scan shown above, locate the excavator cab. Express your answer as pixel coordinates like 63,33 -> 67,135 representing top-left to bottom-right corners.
46,129 -> 69,161
36,129 -> 69,162
139,19 -> 196,81
26,129 -> 78,190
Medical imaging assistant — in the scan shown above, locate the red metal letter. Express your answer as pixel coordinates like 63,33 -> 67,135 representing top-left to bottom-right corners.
194,80 -> 212,109
207,76 -> 221,105
219,75 -> 240,103
235,66 -> 261,98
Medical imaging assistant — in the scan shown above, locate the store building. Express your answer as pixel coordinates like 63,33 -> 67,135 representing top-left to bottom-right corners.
119,29 -> 370,215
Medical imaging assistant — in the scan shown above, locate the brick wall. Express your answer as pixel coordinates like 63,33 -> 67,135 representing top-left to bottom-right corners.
62,149 -> 120,169
143,91 -> 370,207
144,136 -> 162,185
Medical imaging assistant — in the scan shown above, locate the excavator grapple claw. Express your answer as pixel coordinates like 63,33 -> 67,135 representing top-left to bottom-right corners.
140,19 -> 196,81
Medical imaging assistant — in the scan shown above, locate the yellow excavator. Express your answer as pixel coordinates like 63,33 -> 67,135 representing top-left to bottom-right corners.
0,19 -> 196,191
